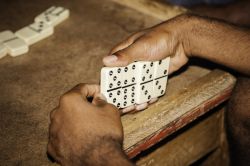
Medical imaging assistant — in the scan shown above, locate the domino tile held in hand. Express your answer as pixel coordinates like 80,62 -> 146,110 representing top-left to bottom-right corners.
134,61 -> 155,104
120,63 -> 137,108
152,76 -> 168,98
101,67 -> 123,108
152,57 -> 170,98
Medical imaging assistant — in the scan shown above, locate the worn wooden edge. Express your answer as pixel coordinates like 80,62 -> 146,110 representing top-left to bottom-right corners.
122,70 -> 236,158
112,0 -> 187,21
136,108 -> 223,165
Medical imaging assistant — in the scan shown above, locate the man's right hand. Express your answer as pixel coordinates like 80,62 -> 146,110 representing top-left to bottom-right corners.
103,13 -> 250,113
103,14 -> 192,75
103,14 -> 193,112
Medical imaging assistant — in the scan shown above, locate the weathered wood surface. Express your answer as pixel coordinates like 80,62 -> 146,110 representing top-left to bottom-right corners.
123,70 -> 236,157
136,108 -> 223,166
112,0 -> 187,21
0,0 -> 236,165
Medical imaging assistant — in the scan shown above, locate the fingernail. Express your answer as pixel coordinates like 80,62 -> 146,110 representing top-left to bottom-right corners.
103,55 -> 118,64
122,105 -> 135,114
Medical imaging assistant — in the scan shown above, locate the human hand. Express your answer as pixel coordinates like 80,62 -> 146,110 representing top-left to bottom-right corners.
47,84 -> 132,166
103,14 -> 192,113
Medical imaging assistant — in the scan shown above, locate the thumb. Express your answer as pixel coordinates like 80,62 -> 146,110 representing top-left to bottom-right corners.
103,39 -> 150,67
103,34 -> 168,67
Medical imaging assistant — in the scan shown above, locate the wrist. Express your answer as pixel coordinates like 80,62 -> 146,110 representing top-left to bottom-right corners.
175,14 -> 200,58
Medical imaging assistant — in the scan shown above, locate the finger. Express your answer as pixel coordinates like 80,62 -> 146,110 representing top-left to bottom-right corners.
121,105 -> 136,114
69,83 -> 100,101
103,34 -> 167,67
135,102 -> 148,111
148,98 -> 158,104
109,31 -> 147,55
47,143 -> 60,163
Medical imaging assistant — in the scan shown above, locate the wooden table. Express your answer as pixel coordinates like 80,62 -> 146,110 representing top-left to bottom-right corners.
0,0 -> 236,165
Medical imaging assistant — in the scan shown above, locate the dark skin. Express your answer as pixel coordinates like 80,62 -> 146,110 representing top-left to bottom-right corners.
48,14 -> 250,166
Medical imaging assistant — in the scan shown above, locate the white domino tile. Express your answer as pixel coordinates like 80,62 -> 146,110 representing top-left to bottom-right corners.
15,21 -> 54,45
152,57 -> 170,98
135,61 -> 155,83
35,6 -> 70,27
134,61 -> 154,104
135,81 -> 154,104
101,67 -> 123,108
101,57 -> 170,109
152,76 -> 168,98
122,62 -> 137,87
153,57 -> 170,78
0,30 -> 28,57
121,84 -> 136,108
106,88 -> 123,108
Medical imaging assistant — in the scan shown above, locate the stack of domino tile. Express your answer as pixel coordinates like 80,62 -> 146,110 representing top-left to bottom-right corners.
0,6 -> 69,59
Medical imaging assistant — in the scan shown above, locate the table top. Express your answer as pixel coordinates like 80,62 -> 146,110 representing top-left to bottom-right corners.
0,0 -> 236,165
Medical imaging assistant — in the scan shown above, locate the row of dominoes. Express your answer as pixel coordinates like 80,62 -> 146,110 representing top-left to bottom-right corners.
0,6 -> 69,59
101,57 -> 170,109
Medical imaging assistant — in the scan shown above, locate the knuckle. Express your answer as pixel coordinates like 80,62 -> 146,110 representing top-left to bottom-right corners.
59,93 -> 72,104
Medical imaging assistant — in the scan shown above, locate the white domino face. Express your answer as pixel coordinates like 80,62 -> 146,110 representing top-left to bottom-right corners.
122,63 -> 137,86
0,30 -> 28,57
35,6 -> 70,27
136,61 -> 155,83
152,57 -> 170,98
134,61 -> 154,104
154,57 -> 170,78
152,77 -> 168,98
122,84 -> 136,108
101,67 -> 123,108
135,81 -> 154,104
100,57 -> 170,109
16,21 -> 54,45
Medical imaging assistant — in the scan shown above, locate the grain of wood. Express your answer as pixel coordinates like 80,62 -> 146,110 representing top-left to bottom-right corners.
136,108 -> 223,166
122,70 -> 236,156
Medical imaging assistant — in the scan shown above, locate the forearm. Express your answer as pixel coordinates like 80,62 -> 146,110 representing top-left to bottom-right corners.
184,15 -> 250,75
63,136 -> 133,166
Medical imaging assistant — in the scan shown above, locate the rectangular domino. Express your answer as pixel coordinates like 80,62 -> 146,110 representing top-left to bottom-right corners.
15,21 -> 54,45
35,6 -> 70,27
153,57 -> 170,78
152,76 -> 168,98
0,30 -> 28,57
134,61 -> 155,104
101,67 -> 123,108
100,58 -> 170,109
152,57 -> 170,98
